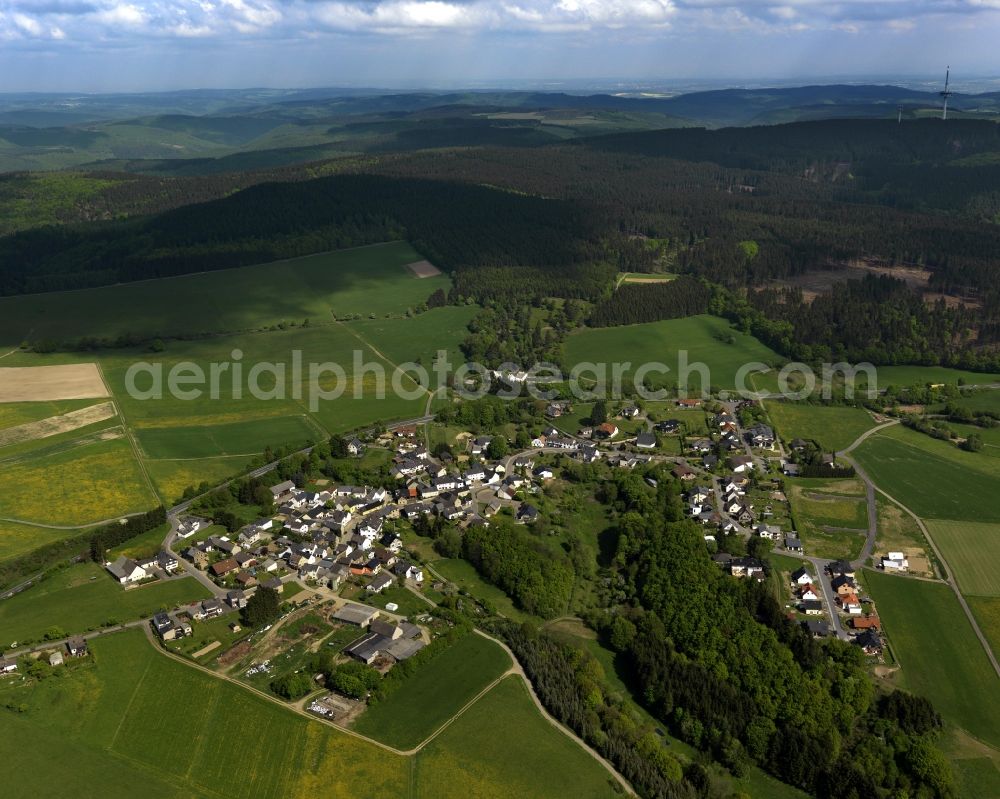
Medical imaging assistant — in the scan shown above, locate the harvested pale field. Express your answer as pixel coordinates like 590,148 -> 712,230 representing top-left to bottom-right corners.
0,401 -> 116,447
0,363 -> 108,402
406,259 -> 442,278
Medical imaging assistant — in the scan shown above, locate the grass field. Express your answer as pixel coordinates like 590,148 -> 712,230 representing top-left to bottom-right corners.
0,242 -> 446,347
952,388 -> 1000,415
969,597 -> 1000,663
787,478 -> 869,560
0,630 -> 409,798
413,675 -> 619,798
864,571 -> 1000,748
143,455 -> 256,506
854,425 -> 1000,522
136,415 -> 319,459
0,629 -> 619,798
0,562 -> 211,645
0,433 -> 157,526
0,518 -> 84,563
764,402 -> 875,452
346,305 -> 478,369
870,366 -> 1000,388
925,520 -> 1000,597
352,632 -> 511,749
875,496 -> 934,574
562,314 -> 783,393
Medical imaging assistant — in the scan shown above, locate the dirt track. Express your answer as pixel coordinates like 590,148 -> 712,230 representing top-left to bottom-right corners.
0,363 -> 109,402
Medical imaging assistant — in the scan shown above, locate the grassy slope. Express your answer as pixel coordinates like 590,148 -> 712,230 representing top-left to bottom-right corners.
925,519 -> 1000,597
0,399 -> 101,432
0,629 -> 617,799
414,675 -> 618,799
563,314 -> 782,392
0,562 -> 211,645
0,434 -> 157,526
143,455 -> 256,507
864,571 -> 1000,748
854,425 -> 1000,522
135,415 -> 318,459
0,518 -> 85,564
352,632 -> 512,749
969,596 -> 1000,663
0,241 -> 442,347
764,402 -> 875,452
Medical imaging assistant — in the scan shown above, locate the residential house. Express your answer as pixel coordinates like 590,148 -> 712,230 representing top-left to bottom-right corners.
64,637 -> 87,658
881,552 -> 909,571
802,600 -> 824,616
728,455 -> 755,473
854,629 -> 883,656
837,593 -> 863,615
635,432 -> 657,450
784,535 -> 804,553
596,422 -> 619,439
517,504 -> 540,524
347,438 -> 365,456
211,558 -> 240,578
106,556 -> 147,585
366,573 -> 395,593
790,567 -> 813,586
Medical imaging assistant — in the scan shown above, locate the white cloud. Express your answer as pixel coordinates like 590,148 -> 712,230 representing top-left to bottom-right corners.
0,0 -> 997,44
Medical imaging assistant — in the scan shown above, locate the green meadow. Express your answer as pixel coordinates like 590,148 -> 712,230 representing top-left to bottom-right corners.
0,434 -> 157,526
764,402 -> 876,452
0,518 -> 82,563
870,366 -> 1000,389
562,314 -> 783,393
864,572 -> 1000,748
0,562 -> 211,645
0,399 -> 100,432
0,241 -> 446,347
353,632 -> 512,749
346,304 -> 478,368
854,425 -> 1000,522
414,675 -> 619,799
925,519 -> 1000,597
143,456 -> 256,507
136,414 -> 320,459
0,629 -> 619,799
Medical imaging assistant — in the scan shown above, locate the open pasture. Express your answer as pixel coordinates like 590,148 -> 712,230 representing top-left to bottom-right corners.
764,402 -> 875,452
854,425 -> 1000,522
864,571 -> 1000,748
925,519 -> 1000,597
143,456 -> 255,507
414,675 -> 619,799
0,241 -> 445,346
0,363 -> 107,402
0,518 -> 81,563
346,305 -> 478,370
353,632 -> 511,749
136,414 -> 318,459
0,562 -> 211,645
0,434 -> 157,526
563,314 -> 782,393
0,629 -> 617,799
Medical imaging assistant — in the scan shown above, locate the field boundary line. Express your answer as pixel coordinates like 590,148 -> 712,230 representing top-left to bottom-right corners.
0,512 -> 144,530
96,363 -> 160,507
109,655 -> 154,750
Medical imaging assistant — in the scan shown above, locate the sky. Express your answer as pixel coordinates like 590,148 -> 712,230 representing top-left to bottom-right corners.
0,0 -> 998,91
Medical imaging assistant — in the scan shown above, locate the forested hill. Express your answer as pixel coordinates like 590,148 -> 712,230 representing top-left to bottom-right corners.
580,117 -> 1000,172
3,116 -> 1000,369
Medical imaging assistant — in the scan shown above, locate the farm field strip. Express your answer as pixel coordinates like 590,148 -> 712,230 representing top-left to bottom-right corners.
854,425 -> 1000,522
0,434 -> 158,526
0,400 -> 115,448
925,519 -> 1000,597
0,362 -> 108,402
864,572 -> 1000,748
